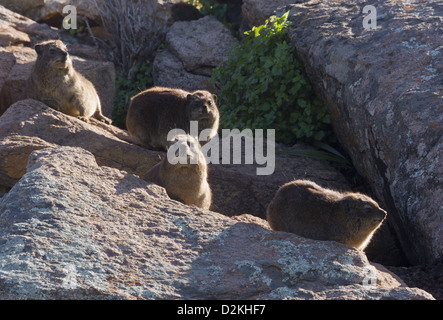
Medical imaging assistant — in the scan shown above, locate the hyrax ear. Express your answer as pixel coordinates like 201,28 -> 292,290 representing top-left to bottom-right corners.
212,94 -> 218,103
186,93 -> 197,104
34,44 -> 42,55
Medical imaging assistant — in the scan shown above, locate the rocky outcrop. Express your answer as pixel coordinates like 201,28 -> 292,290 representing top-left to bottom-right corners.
0,99 -> 160,188
0,146 -> 434,299
153,15 -> 238,92
166,15 -> 238,76
0,5 -> 57,45
153,49 -> 214,93
0,99 -> 351,221
242,0 -> 442,265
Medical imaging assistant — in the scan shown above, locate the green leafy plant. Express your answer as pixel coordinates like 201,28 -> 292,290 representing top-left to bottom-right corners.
212,11 -> 334,145
113,63 -> 153,128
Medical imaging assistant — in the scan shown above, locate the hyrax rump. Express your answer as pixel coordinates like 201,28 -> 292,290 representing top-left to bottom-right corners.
266,180 -> 387,250
143,134 -> 212,210
126,87 -> 219,150
26,40 -> 112,124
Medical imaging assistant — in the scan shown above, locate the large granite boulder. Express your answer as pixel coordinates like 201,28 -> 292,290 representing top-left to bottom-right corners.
153,49 -> 214,92
154,15 -> 238,92
0,146 -> 434,299
166,15 -> 238,76
242,0 -> 442,265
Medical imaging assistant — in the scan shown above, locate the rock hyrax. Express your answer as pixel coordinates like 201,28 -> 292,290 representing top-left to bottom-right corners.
266,180 -> 387,250
26,40 -> 112,124
126,86 -> 219,150
143,134 -> 212,209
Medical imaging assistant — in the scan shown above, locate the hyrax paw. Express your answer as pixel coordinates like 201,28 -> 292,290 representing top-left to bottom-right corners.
77,116 -> 90,123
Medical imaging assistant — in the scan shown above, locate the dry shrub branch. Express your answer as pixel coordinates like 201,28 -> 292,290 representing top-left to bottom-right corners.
88,0 -> 167,80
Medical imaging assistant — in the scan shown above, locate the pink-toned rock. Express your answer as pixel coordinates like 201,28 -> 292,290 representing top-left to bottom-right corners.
0,22 -> 31,46
0,99 -> 159,188
0,146 -> 434,299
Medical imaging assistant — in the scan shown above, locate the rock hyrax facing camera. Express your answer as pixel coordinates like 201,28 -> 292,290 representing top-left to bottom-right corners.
266,180 -> 387,250
26,40 -> 112,124
126,87 -> 219,150
143,134 -> 212,210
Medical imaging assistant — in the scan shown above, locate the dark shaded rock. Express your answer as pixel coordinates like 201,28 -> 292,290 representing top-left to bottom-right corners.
387,258 -> 443,300
171,2 -> 204,22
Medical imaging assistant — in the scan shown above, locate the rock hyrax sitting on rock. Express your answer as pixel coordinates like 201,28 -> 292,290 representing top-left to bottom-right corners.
143,134 -> 212,210
266,180 -> 387,250
26,40 -> 112,124
126,86 -> 219,150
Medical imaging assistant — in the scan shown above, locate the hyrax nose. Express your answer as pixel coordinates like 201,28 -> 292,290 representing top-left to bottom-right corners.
200,105 -> 210,114
59,50 -> 68,61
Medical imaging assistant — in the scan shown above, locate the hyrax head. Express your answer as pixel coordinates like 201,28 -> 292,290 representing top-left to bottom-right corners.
186,90 -> 219,122
338,193 -> 387,233
35,40 -> 70,70
166,134 -> 206,168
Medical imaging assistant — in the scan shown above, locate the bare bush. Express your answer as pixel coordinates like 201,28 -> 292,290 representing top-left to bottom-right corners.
87,0 -> 167,80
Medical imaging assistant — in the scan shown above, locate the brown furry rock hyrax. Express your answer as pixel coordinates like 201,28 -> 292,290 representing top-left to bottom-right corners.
266,180 -> 387,250
25,40 -> 112,124
126,86 -> 219,150
143,134 -> 212,210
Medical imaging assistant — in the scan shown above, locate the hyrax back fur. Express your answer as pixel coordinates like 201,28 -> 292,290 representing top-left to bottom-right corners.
143,134 -> 212,209
26,40 -> 112,124
126,86 -> 219,150
266,180 -> 387,250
